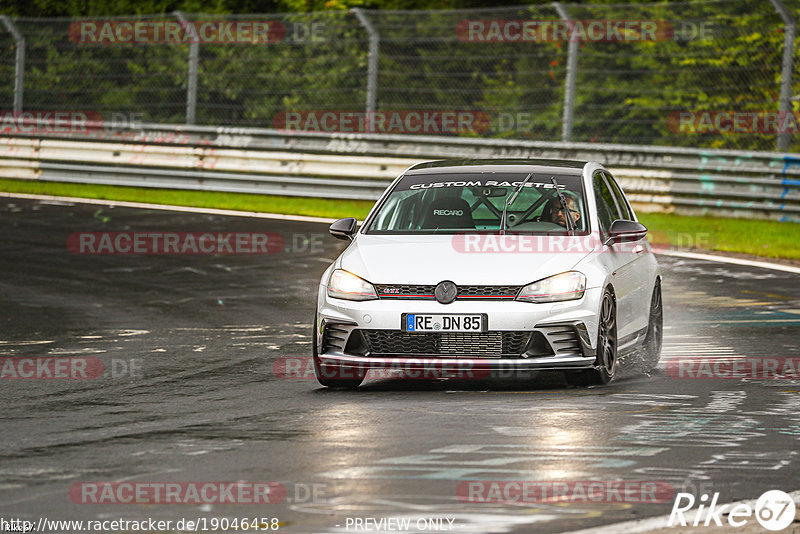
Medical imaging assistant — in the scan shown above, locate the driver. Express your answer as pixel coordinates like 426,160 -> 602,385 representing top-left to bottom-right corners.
542,193 -> 581,229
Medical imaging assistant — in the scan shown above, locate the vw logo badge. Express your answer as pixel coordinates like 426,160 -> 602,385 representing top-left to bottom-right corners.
434,280 -> 458,304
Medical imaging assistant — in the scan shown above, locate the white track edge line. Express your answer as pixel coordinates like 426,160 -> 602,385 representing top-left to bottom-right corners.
660,250 -> 800,275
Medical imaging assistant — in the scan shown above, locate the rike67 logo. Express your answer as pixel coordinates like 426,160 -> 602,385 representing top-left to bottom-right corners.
669,490 -> 796,531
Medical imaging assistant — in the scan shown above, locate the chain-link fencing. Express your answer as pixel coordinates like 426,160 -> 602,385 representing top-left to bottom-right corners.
1,0 -> 799,152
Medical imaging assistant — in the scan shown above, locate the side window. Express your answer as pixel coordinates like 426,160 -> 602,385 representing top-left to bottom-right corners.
604,172 -> 633,221
593,172 -> 621,233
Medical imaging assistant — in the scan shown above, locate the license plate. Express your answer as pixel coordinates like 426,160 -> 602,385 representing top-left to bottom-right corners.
402,313 -> 487,333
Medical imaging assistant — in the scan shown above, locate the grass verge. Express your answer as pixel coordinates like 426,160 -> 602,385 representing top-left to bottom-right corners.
637,212 -> 799,261
0,179 -> 374,220
0,179 -> 796,261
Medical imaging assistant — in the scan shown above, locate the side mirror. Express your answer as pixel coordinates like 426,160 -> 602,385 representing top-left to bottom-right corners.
329,218 -> 358,241
604,219 -> 647,245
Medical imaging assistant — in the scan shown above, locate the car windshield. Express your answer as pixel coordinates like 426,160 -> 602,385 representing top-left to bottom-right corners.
366,172 -> 588,235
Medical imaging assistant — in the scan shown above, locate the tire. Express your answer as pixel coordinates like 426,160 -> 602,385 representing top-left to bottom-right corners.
640,279 -> 663,372
565,288 -> 617,386
312,313 -> 365,389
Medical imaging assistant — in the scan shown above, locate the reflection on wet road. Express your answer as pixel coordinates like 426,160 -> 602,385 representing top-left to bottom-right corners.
1,198 -> 799,533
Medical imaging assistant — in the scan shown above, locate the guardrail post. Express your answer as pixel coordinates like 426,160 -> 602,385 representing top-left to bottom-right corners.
0,16 -> 25,113
352,8 -> 379,126
552,3 -> 577,143
769,0 -> 795,152
174,11 -> 199,125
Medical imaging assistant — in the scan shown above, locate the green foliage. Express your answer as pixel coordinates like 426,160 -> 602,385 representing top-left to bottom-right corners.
0,0 -> 797,151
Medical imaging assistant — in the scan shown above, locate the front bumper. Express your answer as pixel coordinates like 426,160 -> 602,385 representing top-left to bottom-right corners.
316,286 -> 603,373
319,353 -> 597,373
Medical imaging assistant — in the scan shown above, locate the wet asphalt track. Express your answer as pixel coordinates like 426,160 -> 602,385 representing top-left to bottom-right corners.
1,197 -> 799,533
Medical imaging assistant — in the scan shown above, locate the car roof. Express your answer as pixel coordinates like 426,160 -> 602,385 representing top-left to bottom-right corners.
406,159 -> 588,176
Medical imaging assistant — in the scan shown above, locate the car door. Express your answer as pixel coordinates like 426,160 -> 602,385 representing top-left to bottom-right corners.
604,171 -> 654,338
592,171 -> 639,342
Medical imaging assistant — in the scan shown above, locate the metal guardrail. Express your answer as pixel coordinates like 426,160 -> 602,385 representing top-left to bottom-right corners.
1,122 -> 799,221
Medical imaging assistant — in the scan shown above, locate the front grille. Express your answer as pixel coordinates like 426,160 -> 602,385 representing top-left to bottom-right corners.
375,284 -> 520,300
459,286 -> 520,298
361,330 -> 532,357
375,284 -> 435,298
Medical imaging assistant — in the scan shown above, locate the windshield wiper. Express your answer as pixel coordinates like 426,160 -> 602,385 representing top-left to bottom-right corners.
500,173 -> 533,235
551,176 -> 575,235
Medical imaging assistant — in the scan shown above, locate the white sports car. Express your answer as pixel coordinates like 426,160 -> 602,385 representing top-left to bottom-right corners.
313,159 -> 662,388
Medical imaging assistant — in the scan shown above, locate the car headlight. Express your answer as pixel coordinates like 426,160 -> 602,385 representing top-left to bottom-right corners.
327,269 -> 378,301
516,271 -> 586,303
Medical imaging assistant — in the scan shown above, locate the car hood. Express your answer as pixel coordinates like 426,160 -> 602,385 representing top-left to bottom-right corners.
339,234 -> 598,285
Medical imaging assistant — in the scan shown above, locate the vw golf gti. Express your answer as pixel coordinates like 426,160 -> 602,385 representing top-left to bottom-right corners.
313,159 -> 662,388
